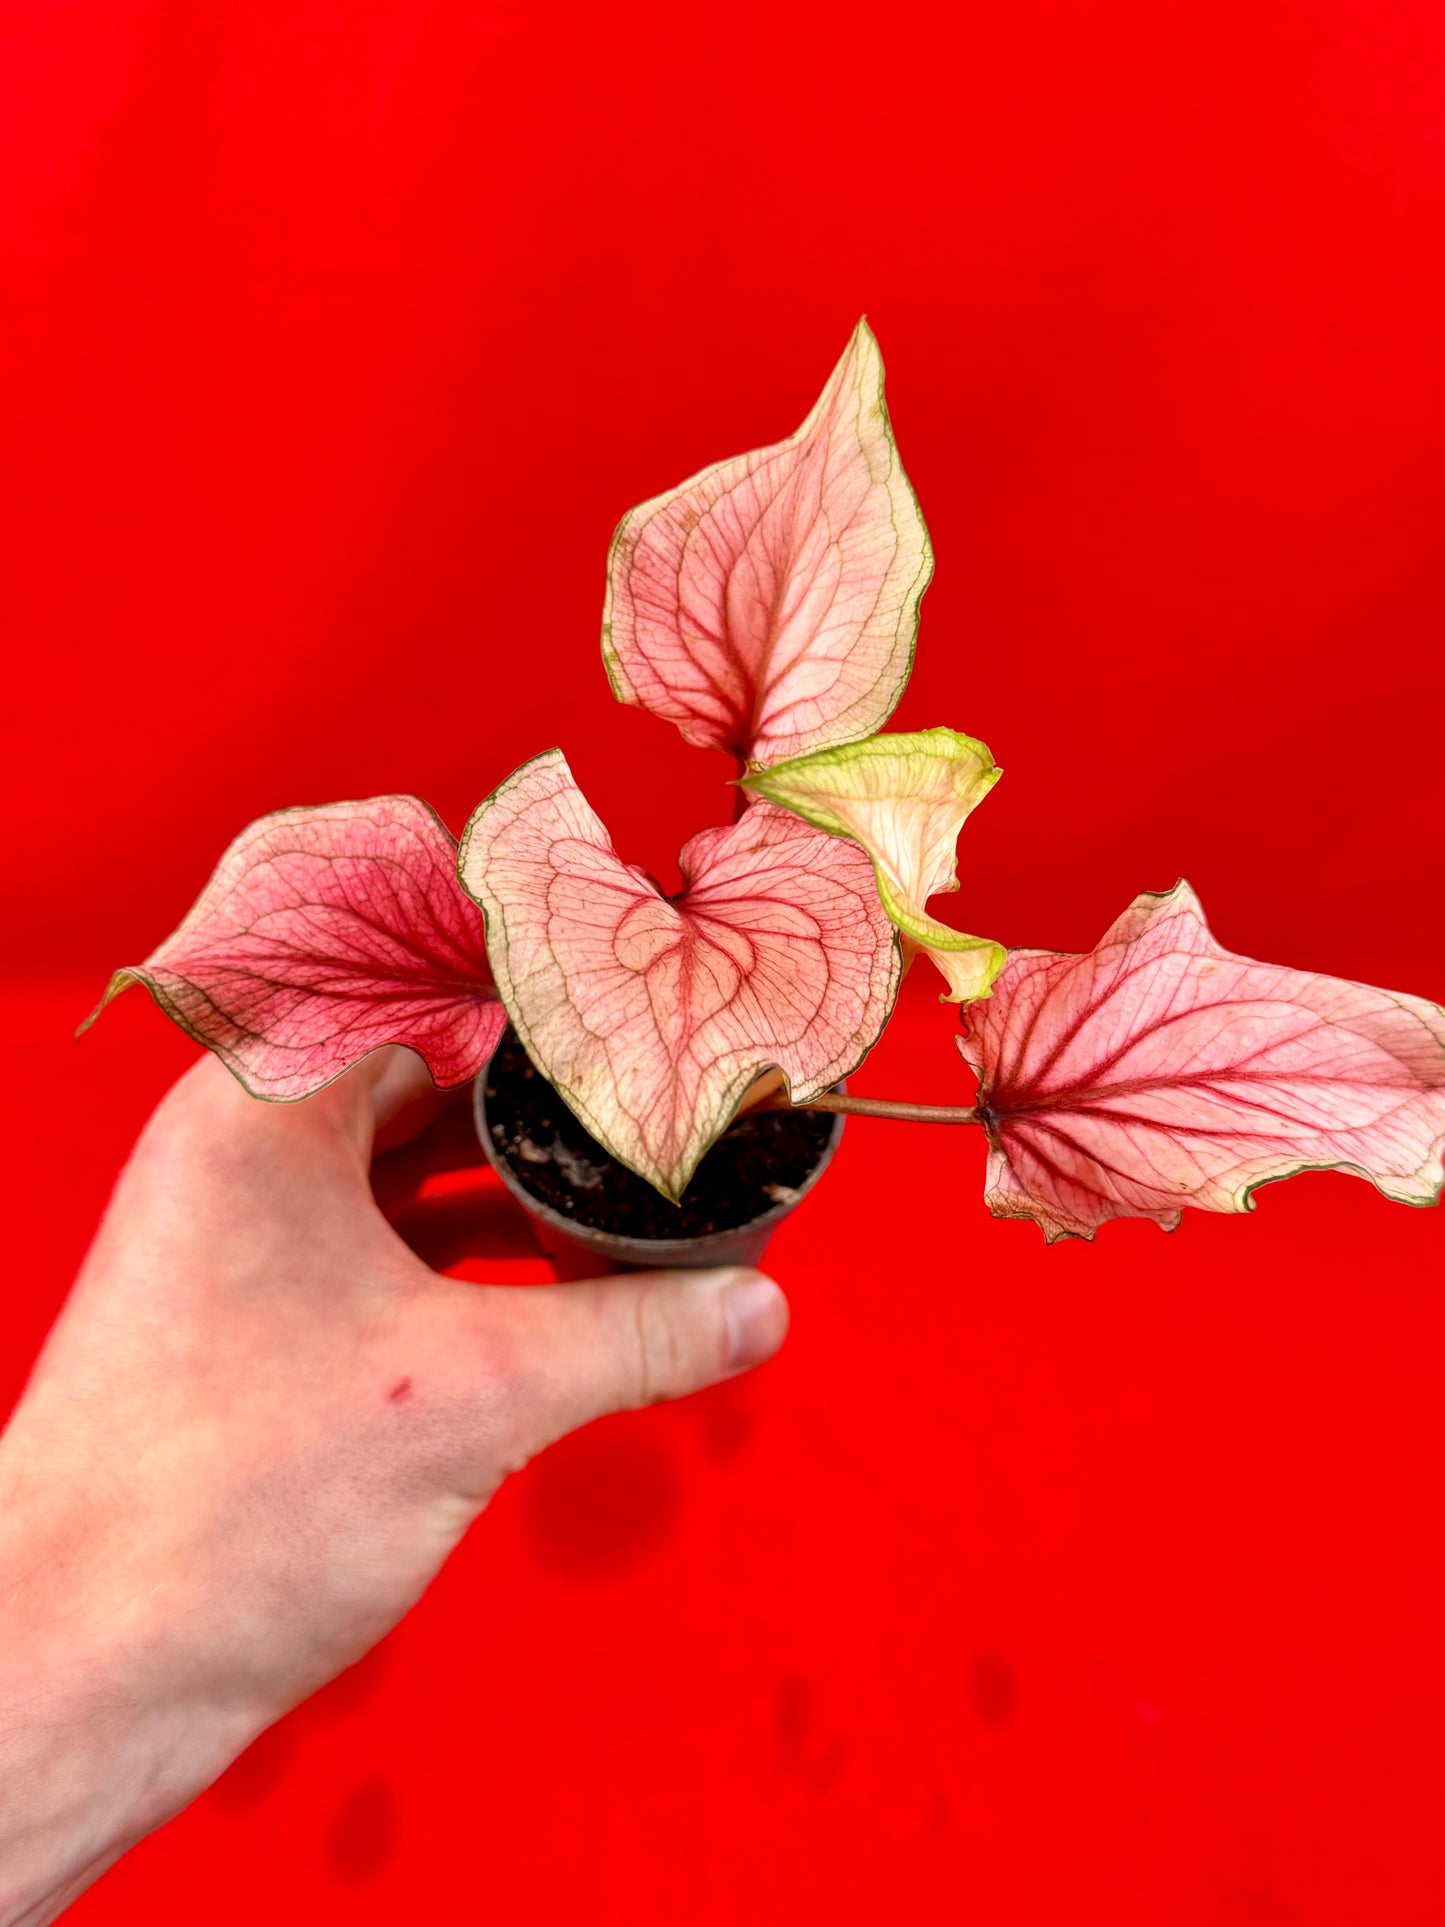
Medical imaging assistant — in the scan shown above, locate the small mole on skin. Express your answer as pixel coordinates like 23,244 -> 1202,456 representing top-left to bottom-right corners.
388,1376 -> 414,1404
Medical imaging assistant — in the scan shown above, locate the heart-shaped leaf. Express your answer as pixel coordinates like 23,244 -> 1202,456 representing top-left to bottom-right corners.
83,797 -> 503,1097
743,727 -> 1006,1001
602,319 -> 931,769
957,882 -> 1445,1242
459,749 -> 901,1200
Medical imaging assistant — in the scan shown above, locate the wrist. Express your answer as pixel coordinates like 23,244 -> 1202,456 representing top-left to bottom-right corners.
0,1469 -> 259,1926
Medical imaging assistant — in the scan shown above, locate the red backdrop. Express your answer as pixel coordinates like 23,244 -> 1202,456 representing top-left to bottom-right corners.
4,0 -> 1445,1919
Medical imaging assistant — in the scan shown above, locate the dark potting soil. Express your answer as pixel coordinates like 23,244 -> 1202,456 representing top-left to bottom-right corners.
483,1031 -> 836,1240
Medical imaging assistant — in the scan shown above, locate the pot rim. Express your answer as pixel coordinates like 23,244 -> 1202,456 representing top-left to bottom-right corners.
473,1059 -> 845,1259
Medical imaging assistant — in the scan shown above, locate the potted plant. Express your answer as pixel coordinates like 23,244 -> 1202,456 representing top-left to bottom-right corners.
84,324 -> 1445,1263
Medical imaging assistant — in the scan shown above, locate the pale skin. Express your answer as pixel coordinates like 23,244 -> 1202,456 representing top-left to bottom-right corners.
0,1048 -> 788,1926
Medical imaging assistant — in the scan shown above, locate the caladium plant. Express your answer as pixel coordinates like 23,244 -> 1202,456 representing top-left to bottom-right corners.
89,322 -> 1445,1242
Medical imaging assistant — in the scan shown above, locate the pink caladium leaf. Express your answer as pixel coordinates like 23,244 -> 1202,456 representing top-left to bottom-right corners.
601,319 -> 932,769
458,749 -> 901,1200
957,882 -> 1445,1243
82,797 -> 504,1098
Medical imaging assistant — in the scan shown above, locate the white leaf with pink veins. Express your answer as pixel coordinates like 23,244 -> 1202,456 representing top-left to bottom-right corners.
461,749 -> 901,1199
602,319 -> 932,768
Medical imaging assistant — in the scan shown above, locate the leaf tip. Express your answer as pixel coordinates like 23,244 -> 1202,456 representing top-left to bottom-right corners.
76,969 -> 136,1038
850,312 -> 878,358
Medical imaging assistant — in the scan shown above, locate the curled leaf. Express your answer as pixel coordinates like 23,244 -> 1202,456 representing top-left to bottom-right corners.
83,797 -> 503,1098
743,727 -> 1005,1001
458,749 -> 900,1200
957,882 -> 1445,1242
602,319 -> 931,768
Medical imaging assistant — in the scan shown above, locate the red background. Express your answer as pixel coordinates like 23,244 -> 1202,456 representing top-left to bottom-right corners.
4,0 -> 1445,1919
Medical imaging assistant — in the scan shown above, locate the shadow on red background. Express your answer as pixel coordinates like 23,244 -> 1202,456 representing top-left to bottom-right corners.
2,1 -> 1444,1920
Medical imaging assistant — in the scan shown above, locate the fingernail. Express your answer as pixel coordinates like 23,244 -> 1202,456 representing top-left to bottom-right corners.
721,1272 -> 789,1372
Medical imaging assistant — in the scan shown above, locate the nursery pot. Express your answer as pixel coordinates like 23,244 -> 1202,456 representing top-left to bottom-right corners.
474,1032 -> 845,1272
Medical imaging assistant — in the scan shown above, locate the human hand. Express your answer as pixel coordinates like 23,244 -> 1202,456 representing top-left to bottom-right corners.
0,1049 -> 788,1926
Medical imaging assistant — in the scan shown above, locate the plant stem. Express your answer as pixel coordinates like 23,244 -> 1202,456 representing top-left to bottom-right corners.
758,1090 -> 981,1125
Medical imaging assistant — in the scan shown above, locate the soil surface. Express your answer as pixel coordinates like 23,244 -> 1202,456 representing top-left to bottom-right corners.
483,1032 -> 835,1240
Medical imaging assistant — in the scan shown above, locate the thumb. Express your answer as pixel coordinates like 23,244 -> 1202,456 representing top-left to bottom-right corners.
495,1266 -> 789,1457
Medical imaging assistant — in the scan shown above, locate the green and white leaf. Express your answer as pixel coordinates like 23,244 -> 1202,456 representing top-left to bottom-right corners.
743,727 -> 1005,1002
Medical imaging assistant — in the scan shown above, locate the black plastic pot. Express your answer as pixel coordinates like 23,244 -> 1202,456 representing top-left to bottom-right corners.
474,1070 -> 845,1272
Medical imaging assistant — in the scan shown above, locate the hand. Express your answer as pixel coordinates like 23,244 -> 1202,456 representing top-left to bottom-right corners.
0,1049 -> 788,1926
